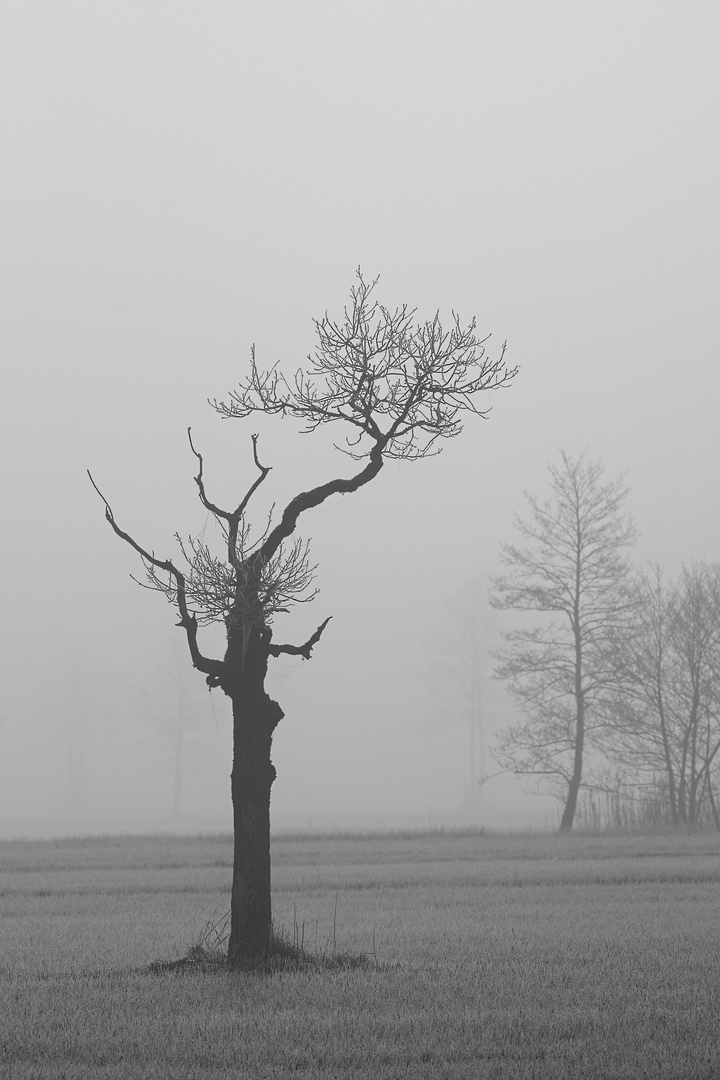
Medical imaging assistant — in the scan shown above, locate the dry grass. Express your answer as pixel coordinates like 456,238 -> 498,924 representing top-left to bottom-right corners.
1,829 -> 719,1078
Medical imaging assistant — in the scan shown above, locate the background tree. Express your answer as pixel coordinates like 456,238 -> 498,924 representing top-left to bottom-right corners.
418,577 -> 502,814
490,450 -> 636,831
49,653 -> 118,821
599,562 -> 720,829
90,272 -> 517,962
138,634 -> 227,819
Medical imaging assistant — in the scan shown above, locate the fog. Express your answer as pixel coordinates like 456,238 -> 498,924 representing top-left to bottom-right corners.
1,2 -> 718,837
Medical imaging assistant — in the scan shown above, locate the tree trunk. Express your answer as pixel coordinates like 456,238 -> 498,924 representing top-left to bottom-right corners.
560,750 -> 583,831
656,677 -> 680,825
225,626 -> 284,964
560,603 -> 584,832
706,776 -> 720,832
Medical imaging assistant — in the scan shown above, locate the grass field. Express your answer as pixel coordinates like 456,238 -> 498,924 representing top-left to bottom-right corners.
1,828 -> 719,1078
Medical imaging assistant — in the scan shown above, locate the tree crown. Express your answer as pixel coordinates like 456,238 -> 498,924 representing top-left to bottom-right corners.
90,272 -> 515,678
211,270 -> 516,461
492,449 -> 636,620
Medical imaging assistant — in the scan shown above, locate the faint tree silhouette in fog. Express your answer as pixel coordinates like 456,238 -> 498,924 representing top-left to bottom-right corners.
491,450 -> 636,831
90,271 -> 517,963
599,562 -> 720,829
138,634 -> 227,818
52,656 -> 115,821
419,577 -> 504,814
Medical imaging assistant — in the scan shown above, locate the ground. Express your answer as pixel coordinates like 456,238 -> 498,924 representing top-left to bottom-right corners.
1,828 -> 719,1078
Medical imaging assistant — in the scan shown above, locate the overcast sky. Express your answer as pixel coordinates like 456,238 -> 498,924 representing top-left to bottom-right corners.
1,2 -> 718,835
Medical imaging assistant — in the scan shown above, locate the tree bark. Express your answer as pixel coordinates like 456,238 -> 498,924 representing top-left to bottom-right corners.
228,695 -> 277,960
223,625 -> 283,963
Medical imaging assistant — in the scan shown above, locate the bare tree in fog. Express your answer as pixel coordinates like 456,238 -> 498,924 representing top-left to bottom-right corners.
54,658 -> 113,820
138,635 -> 225,819
491,451 -> 636,831
420,578 -> 500,813
599,563 -> 720,829
90,271 -> 517,963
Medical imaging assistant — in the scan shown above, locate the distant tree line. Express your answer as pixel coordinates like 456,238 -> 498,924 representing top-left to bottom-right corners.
490,450 -> 720,831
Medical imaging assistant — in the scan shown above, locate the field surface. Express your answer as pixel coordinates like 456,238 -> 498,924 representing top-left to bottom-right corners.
1,829 -> 719,1078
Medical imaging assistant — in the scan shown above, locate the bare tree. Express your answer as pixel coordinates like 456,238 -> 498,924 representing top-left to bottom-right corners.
670,564 -> 720,827
90,272 -> 517,962
490,450 -> 636,831
600,563 -> 720,829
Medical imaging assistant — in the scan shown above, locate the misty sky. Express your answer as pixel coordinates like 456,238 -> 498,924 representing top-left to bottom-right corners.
1,2 -> 718,835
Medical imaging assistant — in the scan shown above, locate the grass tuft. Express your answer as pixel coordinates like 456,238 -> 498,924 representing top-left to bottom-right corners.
146,905 -> 376,975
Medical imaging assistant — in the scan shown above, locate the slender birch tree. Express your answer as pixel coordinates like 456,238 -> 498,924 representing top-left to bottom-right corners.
491,450 -> 636,831
90,272 -> 517,962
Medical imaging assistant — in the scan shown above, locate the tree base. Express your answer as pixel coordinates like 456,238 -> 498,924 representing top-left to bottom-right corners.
146,928 -> 375,976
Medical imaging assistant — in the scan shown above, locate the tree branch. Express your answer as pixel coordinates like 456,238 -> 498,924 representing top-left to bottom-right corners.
87,470 -> 225,683
211,270 -> 517,464
268,616 -> 332,660
258,442 -> 385,565
188,429 -> 272,571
